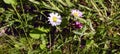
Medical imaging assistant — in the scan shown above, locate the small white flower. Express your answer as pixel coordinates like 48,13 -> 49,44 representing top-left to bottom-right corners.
48,12 -> 62,26
71,9 -> 83,17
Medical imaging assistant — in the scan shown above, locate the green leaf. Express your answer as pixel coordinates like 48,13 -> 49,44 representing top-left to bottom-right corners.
14,42 -> 24,49
0,8 -> 5,13
57,0 -> 67,6
65,0 -> 74,7
30,29 -> 41,39
14,44 -> 20,49
29,0 -> 40,4
49,1 -> 62,12
86,40 -> 94,50
52,50 -> 62,54
38,27 -> 50,33
42,1 -> 51,8
78,18 -> 86,23
3,0 -> 17,5
73,31 -> 82,35
19,38 -> 27,44
30,33 -> 40,39
40,34 -> 47,44
40,44 -> 46,50
30,27 -> 49,39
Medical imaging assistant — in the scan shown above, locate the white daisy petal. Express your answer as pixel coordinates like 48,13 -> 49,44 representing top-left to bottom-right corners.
55,13 -> 58,16
49,13 -> 54,16
48,12 -> 62,26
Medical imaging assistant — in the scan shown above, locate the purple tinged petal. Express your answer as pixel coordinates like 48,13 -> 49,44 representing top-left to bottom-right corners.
71,9 -> 83,17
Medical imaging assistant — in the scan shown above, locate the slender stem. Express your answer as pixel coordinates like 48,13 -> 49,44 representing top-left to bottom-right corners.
90,0 -> 102,17
12,5 -> 21,21
12,4 -> 33,50
49,34 -> 52,53
20,0 -> 24,14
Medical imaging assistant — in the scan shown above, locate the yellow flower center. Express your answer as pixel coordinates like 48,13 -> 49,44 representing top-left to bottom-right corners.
73,12 -> 78,17
52,16 -> 57,22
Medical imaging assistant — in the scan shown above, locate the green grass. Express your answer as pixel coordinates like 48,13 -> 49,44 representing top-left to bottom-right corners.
0,0 -> 120,54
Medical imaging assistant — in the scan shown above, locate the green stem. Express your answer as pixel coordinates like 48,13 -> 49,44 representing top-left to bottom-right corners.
20,0 -> 24,14
90,0 -> 102,17
49,34 -> 52,53
12,5 -> 21,21
12,4 -> 32,50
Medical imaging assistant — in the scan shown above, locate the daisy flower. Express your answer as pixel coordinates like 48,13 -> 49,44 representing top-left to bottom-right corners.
48,12 -> 62,26
71,9 -> 83,17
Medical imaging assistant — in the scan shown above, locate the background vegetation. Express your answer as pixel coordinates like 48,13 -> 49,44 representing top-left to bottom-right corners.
0,0 -> 120,54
